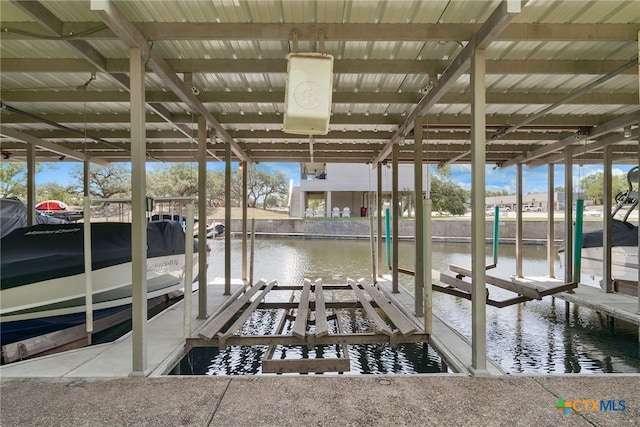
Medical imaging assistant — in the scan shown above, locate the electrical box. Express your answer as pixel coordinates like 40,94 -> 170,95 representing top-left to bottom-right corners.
283,52 -> 334,135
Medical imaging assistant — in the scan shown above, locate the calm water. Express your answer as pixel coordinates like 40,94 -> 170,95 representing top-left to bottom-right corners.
171,237 -> 640,375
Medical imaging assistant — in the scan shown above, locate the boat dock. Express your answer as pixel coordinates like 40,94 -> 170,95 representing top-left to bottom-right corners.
2,278 -> 639,426
1,272 -> 637,379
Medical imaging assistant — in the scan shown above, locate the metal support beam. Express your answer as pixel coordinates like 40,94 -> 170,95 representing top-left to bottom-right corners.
224,142 -> 231,295
547,164 -> 555,278
197,116 -> 208,318
470,46 -> 488,375
414,117 -> 424,316
563,146 -> 574,286
90,0 -> 251,164
0,126 -> 110,167
603,146 -> 613,293
515,163 -> 523,278
129,46 -> 147,376
503,111 -> 640,168
26,144 -> 36,226
371,0 -> 520,166
392,144 -> 399,293
242,161 -> 248,281
377,163 -> 383,277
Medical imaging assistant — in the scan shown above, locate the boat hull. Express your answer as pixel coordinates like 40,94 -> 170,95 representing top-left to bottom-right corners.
581,246 -> 639,283
0,221 -> 200,346
1,253 -> 198,323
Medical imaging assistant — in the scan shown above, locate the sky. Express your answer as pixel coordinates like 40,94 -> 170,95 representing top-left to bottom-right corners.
35,161 -> 634,195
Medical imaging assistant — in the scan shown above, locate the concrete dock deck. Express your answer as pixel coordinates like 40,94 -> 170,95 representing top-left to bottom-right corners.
2,375 -> 639,426
2,279 -> 639,426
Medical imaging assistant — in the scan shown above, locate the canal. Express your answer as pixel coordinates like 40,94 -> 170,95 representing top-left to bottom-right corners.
171,237 -> 639,375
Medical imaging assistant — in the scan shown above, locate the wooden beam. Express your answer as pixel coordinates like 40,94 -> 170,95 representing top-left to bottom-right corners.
292,279 -> 311,339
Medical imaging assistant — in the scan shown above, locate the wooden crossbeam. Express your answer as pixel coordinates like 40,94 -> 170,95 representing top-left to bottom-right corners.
187,332 -> 430,348
358,279 -> 416,336
432,284 -> 531,308
292,279 -> 311,339
262,357 -> 351,374
314,279 -> 328,337
347,279 -> 393,336
449,264 -> 543,300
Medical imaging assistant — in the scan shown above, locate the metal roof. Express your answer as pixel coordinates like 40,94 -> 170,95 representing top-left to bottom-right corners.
1,0 -> 638,168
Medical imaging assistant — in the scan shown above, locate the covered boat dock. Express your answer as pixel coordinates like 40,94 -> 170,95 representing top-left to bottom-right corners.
0,0 -> 638,379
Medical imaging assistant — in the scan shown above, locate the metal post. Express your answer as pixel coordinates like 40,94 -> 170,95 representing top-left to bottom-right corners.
197,116 -> 208,318
129,46 -> 147,375
547,164 -> 555,278
564,146 -> 573,285
414,117 -> 424,316
224,142 -> 231,295
493,207 -> 499,265
184,204 -> 195,336
242,161 -> 248,281
377,163 -> 383,276
392,144 -> 399,293
83,194 -> 93,338
423,198 -> 432,335
26,145 -> 36,226
470,46 -> 487,374
602,146 -> 613,292
369,215 -> 376,284
515,163 -> 523,277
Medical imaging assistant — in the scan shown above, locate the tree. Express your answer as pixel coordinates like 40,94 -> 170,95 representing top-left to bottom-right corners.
580,171 -> 628,204
399,188 -> 415,217
261,169 -> 288,209
430,176 -> 468,215
206,169 -> 225,207
68,164 -> 131,198
0,162 -> 28,198
146,163 -> 198,197
231,164 -> 288,208
37,182 -> 71,204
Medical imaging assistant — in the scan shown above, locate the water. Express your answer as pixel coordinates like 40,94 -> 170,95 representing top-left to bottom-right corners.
171,237 -> 639,375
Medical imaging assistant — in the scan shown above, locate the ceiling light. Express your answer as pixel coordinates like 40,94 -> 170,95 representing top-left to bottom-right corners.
623,126 -> 631,138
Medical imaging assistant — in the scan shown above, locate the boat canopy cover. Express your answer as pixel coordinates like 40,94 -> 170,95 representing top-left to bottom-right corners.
1,221 -> 186,290
0,197 -> 68,238
581,219 -> 638,249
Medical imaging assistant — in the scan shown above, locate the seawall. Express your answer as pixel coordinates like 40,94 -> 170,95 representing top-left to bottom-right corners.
227,218 -> 602,244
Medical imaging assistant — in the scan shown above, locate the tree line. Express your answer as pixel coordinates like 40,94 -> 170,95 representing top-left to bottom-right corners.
0,162 -> 289,209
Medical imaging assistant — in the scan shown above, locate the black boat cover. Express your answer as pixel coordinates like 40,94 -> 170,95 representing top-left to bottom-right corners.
581,219 -> 639,249
1,221 -> 187,291
1,197 -> 68,238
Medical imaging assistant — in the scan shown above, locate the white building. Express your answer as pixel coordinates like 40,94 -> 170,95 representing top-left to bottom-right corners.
291,163 -> 429,218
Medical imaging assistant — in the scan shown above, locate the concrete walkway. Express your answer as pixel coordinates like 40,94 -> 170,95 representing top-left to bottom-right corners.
1,375 -> 638,426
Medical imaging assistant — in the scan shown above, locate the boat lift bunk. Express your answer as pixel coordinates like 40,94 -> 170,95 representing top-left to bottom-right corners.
187,278 -> 429,374
431,265 -> 578,309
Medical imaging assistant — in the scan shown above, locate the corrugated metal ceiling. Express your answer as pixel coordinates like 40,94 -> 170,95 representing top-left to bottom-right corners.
0,0 -> 638,166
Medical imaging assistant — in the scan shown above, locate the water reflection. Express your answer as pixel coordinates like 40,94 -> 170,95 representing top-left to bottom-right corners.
178,237 -> 639,375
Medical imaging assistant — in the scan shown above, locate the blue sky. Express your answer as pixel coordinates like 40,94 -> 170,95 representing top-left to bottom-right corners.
36,161 -> 634,195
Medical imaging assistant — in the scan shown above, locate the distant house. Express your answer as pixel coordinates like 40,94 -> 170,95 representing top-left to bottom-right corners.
289,163 -> 429,218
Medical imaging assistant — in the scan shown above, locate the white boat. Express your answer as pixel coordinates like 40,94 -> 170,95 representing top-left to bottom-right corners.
564,166 -> 639,289
0,219 -> 199,345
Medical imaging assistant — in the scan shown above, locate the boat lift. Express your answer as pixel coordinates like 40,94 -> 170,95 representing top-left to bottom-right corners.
187,278 -> 429,374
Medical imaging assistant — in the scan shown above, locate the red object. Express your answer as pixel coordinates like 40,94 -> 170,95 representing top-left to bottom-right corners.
35,200 -> 69,211
360,207 -> 367,217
